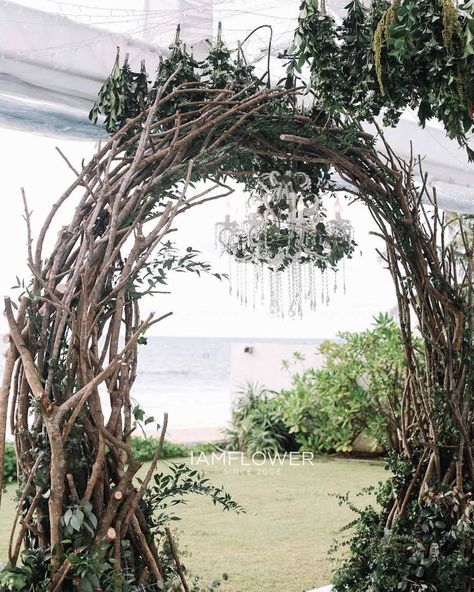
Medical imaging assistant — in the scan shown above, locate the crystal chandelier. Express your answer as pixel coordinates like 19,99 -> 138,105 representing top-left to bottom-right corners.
215,171 -> 354,319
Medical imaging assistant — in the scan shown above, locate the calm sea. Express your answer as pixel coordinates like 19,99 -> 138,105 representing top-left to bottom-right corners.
134,336 -> 233,429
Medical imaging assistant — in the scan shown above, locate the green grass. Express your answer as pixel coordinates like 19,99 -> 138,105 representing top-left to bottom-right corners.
0,456 -> 386,592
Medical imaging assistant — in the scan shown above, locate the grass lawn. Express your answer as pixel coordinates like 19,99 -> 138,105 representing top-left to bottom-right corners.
0,456 -> 386,592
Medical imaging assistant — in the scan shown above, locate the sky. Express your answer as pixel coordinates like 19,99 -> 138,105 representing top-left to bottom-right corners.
0,127 -> 397,339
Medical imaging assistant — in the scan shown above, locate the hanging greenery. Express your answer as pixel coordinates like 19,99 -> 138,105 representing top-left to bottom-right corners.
291,0 -> 474,154
88,48 -> 126,134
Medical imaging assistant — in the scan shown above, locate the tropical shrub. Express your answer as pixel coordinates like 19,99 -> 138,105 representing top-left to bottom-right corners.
227,314 -> 409,455
3,442 -> 16,484
131,437 -> 189,461
280,313 -> 408,452
278,364 -> 370,453
225,384 -> 295,455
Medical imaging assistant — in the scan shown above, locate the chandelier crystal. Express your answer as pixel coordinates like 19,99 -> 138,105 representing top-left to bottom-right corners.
215,171 -> 354,318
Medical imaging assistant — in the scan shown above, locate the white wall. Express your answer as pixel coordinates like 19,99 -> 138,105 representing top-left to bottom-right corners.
230,342 -> 325,399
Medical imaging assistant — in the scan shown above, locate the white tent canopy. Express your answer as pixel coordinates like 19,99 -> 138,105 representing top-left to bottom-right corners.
0,0 -> 169,138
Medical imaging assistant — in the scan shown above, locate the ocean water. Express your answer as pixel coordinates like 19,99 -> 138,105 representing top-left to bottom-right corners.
134,336 -> 322,430
134,337 -> 232,429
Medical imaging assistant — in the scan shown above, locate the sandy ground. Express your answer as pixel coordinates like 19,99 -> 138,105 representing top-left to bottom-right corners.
164,425 -> 226,443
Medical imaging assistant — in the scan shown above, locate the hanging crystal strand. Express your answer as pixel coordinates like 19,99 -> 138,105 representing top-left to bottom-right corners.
235,261 -> 239,302
269,270 -> 277,316
309,265 -> 317,311
235,261 -> 241,303
343,259 -> 347,294
313,266 -> 318,311
308,266 -> 312,311
289,262 -> 298,318
277,271 -> 284,318
260,263 -> 265,305
296,263 -> 303,318
244,263 -> 248,306
304,264 -> 312,315
253,265 -> 259,310
321,270 -> 326,304
325,269 -> 330,305
333,268 -> 338,293
301,265 -> 307,316
287,264 -> 293,318
289,263 -> 295,318
228,255 -> 233,296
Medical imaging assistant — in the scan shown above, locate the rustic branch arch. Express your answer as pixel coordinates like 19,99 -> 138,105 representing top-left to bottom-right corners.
0,62 -> 472,591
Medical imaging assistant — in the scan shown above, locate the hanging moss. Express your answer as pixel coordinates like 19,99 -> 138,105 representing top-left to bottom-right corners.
373,0 -> 400,95
442,0 -> 461,50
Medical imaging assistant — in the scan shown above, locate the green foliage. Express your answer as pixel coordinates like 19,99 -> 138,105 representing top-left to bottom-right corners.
89,48 -> 127,134
141,462 -> 244,535
0,549 -> 50,591
89,23 -> 358,274
280,312 -> 407,452
201,22 -> 236,88
129,242 -> 226,303
89,47 -> 149,134
131,437 -> 186,461
130,438 -> 220,462
225,384 -> 294,455
67,545 -> 116,592
332,462 -> 474,592
61,500 -> 97,538
3,442 -> 16,484
229,218 -> 355,272
292,0 -> 474,155
0,459 -> 238,591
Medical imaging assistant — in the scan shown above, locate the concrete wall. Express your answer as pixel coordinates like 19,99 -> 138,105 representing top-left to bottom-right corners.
230,342 -> 325,400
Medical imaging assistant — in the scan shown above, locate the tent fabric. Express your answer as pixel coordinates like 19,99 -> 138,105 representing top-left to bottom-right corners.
0,0 -> 163,138
368,117 -> 474,214
144,0 -> 213,59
